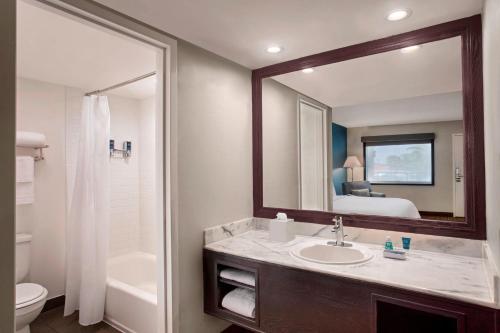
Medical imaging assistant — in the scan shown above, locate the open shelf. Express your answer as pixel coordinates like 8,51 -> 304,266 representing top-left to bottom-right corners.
373,294 -> 465,333
217,264 -> 257,320
218,277 -> 255,291
203,254 -> 260,330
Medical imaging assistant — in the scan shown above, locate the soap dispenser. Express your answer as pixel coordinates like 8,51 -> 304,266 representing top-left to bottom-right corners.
269,212 -> 295,242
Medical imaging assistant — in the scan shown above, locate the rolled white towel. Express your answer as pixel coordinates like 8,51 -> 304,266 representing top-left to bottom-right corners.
221,288 -> 255,318
16,131 -> 46,148
220,268 -> 255,287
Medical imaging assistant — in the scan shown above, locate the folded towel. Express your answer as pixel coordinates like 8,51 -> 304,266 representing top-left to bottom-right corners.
221,288 -> 255,318
16,156 -> 34,183
220,268 -> 255,287
16,131 -> 46,148
16,156 -> 34,205
16,182 -> 34,205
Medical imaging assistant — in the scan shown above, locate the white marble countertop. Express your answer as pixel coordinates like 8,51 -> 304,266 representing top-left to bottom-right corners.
205,230 -> 497,309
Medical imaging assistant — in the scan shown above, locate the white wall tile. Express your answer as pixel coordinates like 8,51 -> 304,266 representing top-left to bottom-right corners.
108,95 -> 142,256
139,97 -> 157,254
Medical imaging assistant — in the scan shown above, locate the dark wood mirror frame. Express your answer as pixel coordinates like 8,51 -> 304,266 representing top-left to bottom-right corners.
252,15 -> 485,239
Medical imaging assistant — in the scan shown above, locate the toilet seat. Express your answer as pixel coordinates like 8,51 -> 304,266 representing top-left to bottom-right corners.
16,283 -> 47,310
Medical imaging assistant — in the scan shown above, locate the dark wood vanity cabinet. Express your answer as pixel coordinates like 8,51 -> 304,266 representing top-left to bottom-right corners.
204,249 -> 499,333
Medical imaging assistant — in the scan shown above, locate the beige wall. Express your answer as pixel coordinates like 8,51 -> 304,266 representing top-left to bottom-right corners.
16,78 -> 67,299
262,78 -> 333,210
347,121 -> 463,212
0,0 -> 16,330
484,0 -> 500,268
177,41 -> 253,333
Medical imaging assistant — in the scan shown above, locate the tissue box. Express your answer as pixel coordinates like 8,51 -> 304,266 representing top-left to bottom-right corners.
269,219 -> 294,242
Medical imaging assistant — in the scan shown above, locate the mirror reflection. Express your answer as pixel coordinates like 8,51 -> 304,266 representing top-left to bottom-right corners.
262,37 -> 464,221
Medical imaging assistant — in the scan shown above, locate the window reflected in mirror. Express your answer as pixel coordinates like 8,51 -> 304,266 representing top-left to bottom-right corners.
262,36 -> 465,222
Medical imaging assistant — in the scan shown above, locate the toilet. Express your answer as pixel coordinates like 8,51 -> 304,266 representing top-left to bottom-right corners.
16,234 -> 48,333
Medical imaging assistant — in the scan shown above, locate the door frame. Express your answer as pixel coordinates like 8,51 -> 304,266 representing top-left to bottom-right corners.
297,97 -> 329,210
0,0 -> 16,330
452,133 -> 465,217
7,1 -> 179,332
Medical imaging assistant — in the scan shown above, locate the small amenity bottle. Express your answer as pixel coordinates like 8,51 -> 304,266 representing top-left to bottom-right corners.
384,236 -> 394,250
402,236 -> 411,250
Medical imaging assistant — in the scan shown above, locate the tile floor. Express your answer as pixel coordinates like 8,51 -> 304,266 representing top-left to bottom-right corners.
31,306 -> 120,333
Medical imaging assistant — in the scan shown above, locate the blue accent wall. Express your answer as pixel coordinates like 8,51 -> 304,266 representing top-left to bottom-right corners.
332,123 -> 347,195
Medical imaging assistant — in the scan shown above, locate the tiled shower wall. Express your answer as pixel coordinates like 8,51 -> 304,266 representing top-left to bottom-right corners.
108,96 -> 142,256
139,97 -> 157,254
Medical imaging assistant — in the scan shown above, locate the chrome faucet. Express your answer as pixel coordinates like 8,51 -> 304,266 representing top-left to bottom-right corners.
328,216 -> 351,247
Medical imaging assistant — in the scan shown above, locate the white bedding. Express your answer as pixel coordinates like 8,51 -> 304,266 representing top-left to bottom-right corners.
332,195 -> 421,219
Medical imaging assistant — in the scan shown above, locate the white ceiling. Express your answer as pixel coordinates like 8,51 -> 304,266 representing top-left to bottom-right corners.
273,36 -> 462,108
269,37 -> 463,127
17,1 -> 157,99
97,0 -> 482,69
331,92 -> 463,128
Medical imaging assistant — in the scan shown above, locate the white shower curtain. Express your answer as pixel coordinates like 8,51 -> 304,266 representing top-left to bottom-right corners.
64,95 -> 110,325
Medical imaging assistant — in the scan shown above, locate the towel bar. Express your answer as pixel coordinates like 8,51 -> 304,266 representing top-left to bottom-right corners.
32,145 -> 49,161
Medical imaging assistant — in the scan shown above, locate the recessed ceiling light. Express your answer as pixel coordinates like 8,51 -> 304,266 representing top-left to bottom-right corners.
302,68 -> 314,73
400,45 -> 421,53
267,45 -> 282,54
386,9 -> 411,21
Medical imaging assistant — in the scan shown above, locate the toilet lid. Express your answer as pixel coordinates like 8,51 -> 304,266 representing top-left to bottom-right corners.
16,283 -> 45,309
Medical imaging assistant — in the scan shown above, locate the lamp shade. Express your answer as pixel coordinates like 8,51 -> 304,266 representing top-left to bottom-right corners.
343,156 -> 362,168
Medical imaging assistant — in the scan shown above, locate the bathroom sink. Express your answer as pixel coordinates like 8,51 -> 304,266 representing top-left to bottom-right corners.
290,240 -> 373,265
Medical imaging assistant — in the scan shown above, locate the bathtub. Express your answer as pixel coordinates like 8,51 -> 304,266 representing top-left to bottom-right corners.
105,252 -> 157,333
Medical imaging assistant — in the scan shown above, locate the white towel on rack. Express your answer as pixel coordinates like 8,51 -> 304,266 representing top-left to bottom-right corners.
221,288 -> 255,318
220,268 -> 256,287
16,156 -> 34,205
16,156 -> 34,182
16,182 -> 34,205
16,131 -> 46,148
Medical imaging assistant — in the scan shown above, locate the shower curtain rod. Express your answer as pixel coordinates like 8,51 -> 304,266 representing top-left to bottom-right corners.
85,71 -> 156,96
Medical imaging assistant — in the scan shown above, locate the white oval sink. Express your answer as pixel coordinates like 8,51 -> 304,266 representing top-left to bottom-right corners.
290,240 -> 373,265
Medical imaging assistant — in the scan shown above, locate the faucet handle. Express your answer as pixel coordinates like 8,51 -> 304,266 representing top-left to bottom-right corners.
332,216 -> 342,225
331,216 -> 343,233
331,217 -> 339,230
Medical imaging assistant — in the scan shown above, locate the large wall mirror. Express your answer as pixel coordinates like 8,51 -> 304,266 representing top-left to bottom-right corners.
253,16 -> 485,239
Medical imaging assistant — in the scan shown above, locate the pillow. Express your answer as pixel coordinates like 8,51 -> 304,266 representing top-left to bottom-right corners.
351,189 -> 370,197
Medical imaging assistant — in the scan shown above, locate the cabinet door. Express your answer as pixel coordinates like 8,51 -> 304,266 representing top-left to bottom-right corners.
259,264 -> 372,333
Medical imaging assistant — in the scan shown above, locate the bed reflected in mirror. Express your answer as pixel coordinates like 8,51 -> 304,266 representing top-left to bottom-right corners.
262,37 -> 465,221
